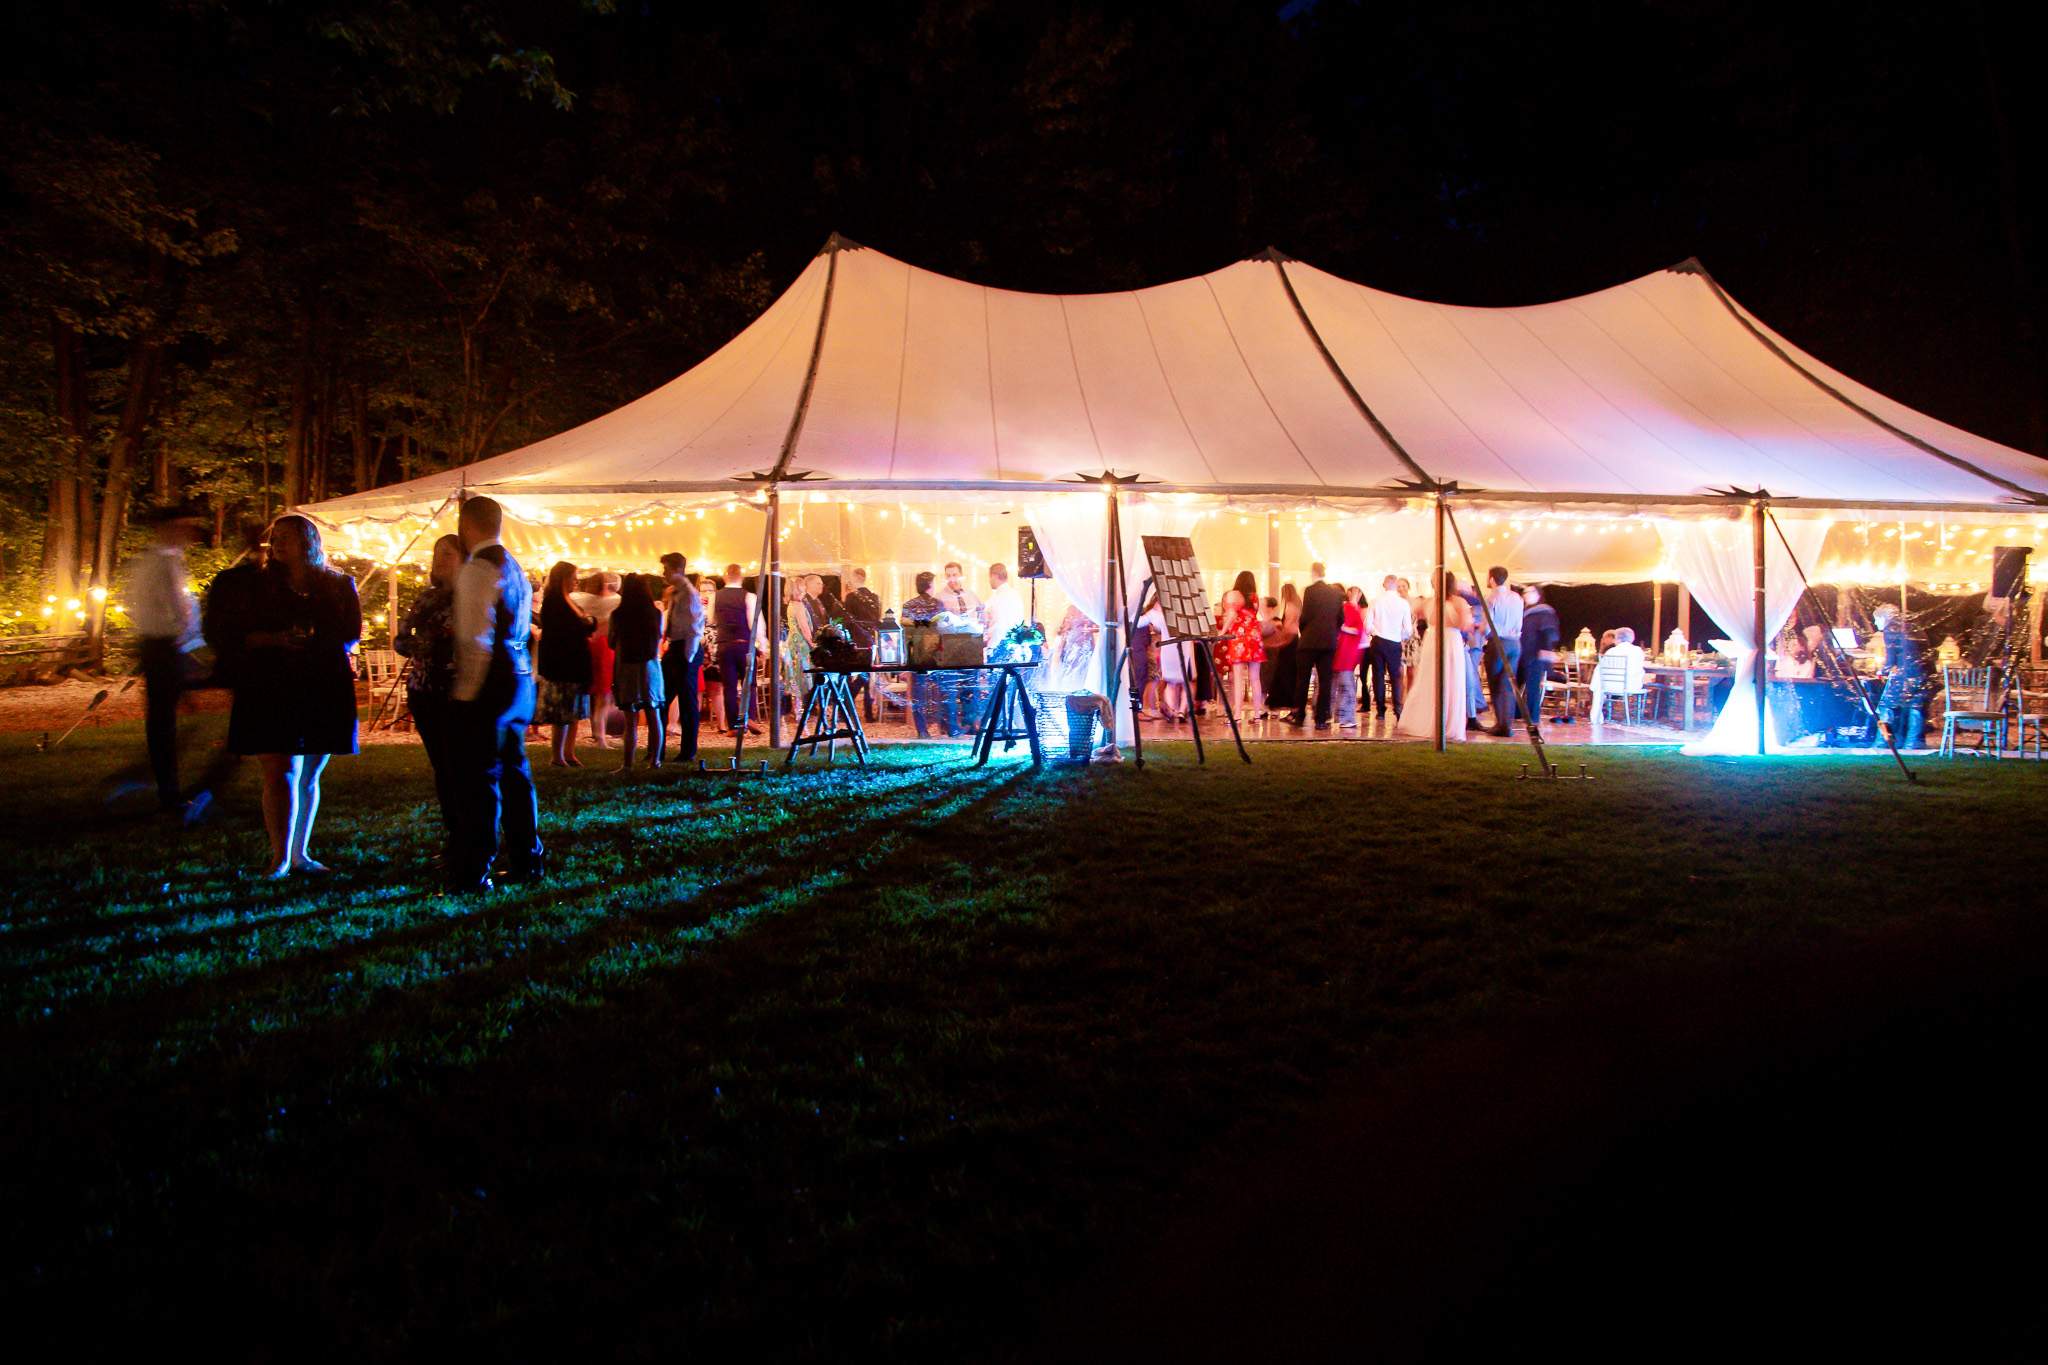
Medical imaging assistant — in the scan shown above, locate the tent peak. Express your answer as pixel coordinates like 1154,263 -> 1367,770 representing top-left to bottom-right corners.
1249,246 -> 1298,264
818,232 -> 866,256
1665,256 -> 1710,277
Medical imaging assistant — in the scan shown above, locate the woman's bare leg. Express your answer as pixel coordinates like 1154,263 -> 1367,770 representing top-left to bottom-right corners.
642,708 -> 662,767
259,754 -> 296,876
289,755 -> 330,870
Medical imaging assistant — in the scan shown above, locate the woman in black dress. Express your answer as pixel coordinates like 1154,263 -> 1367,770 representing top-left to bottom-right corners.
225,514 -> 362,877
393,534 -> 466,860
608,573 -> 666,770
537,560 -> 596,767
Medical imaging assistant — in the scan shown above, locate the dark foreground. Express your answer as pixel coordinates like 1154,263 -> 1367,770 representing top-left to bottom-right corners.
1058,906 -> 2044,1359
1,721 -> 2041,1357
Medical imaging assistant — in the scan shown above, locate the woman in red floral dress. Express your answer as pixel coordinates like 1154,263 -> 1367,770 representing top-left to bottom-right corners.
1215,573 -> 1266,721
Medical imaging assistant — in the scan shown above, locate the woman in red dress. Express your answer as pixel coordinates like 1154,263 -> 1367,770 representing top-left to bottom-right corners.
1215,572 -> 1266,722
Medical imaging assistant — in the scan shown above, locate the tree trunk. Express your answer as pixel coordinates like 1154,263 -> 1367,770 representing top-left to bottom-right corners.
285,316 -> 312,508
349,377 -> 374,492
88,330 -> 168,657
42,315 -> 88,633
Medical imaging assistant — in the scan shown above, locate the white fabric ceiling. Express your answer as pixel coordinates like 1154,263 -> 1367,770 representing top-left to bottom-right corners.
301,236 -> 2048,532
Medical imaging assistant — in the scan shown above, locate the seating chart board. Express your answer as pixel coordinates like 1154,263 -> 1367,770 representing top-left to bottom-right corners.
1141,536 -> 1215,642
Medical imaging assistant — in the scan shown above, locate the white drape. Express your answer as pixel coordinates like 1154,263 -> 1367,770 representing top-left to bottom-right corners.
1028,496 -> 1199,743
1658,514 -> 1832,756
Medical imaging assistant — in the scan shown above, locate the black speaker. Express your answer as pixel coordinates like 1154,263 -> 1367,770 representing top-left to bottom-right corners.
1990,545 -> 2030,598
1017,524 -> 1050,579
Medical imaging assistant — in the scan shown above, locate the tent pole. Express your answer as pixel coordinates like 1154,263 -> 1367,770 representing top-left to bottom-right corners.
388,562 -> 399,654
1266,514 -> 1279,603
1677,583 -> 1691,648
1434,495 -> 1446,754
768,487 -> 784,751
1753,498 -> 1768,755
1104,485 -> 1122,705
1651,578 -> 1662,656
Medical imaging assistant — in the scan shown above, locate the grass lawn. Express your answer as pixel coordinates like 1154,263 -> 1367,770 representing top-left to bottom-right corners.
2,718 -> 2042,1356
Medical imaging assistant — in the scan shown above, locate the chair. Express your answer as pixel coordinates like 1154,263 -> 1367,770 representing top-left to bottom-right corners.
1939,665 -> 2006,758
1545,658 -> 1592,720
357,647 -> 401,684
1592,651 -> 1653,724
2009,671 -> 2046,760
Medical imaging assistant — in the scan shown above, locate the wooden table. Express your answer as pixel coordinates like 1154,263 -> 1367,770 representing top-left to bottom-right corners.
1643,663 -> 1734,732
788,662 -> 1046,768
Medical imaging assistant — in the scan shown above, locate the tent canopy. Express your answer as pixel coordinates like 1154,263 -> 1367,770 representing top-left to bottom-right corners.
303,235 -> 2048,538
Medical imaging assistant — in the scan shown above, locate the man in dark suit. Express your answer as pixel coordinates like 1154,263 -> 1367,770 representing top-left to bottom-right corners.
1291,561 -> 1345,729
447,495 -> 542,891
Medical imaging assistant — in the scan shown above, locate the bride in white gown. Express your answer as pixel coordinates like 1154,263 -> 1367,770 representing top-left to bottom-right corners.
1395,574 -> 1471,742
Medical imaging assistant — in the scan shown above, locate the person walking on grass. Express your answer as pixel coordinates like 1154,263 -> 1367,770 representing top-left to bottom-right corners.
224,514 -> 361,878
124,504 -> 212,823
447,496 -> 544,891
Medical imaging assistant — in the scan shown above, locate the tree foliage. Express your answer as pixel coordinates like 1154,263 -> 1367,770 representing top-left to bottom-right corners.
0,0 -> 2039,648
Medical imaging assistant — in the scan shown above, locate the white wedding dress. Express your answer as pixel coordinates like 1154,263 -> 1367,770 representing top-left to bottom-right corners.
1395,608 -> 1467,742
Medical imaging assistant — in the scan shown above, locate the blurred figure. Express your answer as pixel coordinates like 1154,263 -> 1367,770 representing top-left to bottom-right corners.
124,504 -> 209,820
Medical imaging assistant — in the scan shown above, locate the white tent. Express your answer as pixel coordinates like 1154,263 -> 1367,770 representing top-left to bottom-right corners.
301,236 -> 2048,753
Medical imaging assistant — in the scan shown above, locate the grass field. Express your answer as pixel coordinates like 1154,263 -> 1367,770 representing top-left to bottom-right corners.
2,718 -> 2042,1356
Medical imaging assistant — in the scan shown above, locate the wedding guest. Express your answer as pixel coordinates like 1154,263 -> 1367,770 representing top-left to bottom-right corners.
1592,626 -> 1648,716
657,553 -> 705,762
124,505 -> 210,820
1518,585 -> 1561,736
697,577 -> 725,733
1365,574 -> 1412,720
226,514 -> 362,877
1399,577 -> 1421,696
609,572 -> 666,769
1137,591 -> 1188,720
784,576 -> 815,710
839,566 -> 884,720
1482,566 -> 1524,737
570,571 -> 620,749
1215,586 -> 1266,721
1332,583 -> 1366,729
939,560 -> 980,618
1266,583 -> 1301,716
709,564 -> 760,735
1291,563 -> 1343,728
448,496 -> 543,890
536,561 -> 595,766
393,534 -> 467,861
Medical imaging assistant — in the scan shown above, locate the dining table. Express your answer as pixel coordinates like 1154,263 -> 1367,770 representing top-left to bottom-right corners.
1643,661 -> 1735,732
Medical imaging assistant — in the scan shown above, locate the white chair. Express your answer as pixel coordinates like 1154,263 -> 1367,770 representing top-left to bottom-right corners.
1592,651 -> 1653,724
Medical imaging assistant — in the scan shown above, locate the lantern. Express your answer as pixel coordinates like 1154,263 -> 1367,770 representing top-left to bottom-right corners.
875,609 -> 905,667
